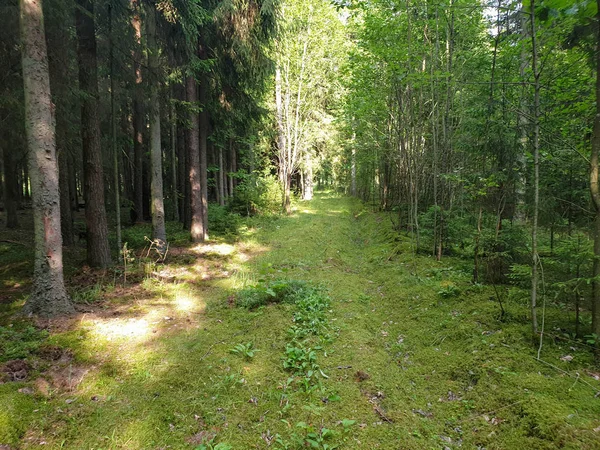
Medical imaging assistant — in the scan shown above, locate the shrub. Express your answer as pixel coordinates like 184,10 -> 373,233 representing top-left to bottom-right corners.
229,174 -> 282,216
207,204 -> 242,236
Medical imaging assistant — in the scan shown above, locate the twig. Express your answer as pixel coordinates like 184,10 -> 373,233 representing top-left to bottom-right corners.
534,357 -> 600,396
0,239 -> 26,246
200,341 -> 225,361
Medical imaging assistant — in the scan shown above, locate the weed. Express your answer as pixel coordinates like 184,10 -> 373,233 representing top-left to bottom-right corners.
71,283 -> 105,304
229,342 -> 259,360
234,279 -> 315,309
437,283 -> 460,299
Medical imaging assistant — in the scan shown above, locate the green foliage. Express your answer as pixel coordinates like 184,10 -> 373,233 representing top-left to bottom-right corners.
195,439 -> 233,450
275,421 -> 339,450
229,174 -> 283,216
234,279 -> 316,309
71,283 -> 105,304
0,325 -> 48,363
207,204 -> 242,235
229,342 -> 259,360
437,283 -> 460,299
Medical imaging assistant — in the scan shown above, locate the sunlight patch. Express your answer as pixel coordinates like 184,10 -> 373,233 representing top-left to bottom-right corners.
174,291 -> 204,312
92,317 -> 152,341
192,242 -> 235,256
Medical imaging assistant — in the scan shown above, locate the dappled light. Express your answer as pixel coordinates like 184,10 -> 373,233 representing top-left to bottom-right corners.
192,242 -> 236,257
3,0 -> 600,443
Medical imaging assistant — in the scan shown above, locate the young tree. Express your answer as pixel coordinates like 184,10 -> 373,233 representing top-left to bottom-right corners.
20,0 -> 73,316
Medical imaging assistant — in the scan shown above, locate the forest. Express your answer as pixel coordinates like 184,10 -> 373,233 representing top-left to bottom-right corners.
1,0 -> 600,448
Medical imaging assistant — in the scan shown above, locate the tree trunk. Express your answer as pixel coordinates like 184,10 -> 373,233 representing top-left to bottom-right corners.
228,139 -> 235,198
530,0 -> 539,338
109,4 -> 121,257
76,0 -> 112,268
46,0 -> 73,244
131,0 -> 144,224
590,0 -> 600,347
186,75 -> 203,242
146,4 -> 167,254
20,0 -> 73,316
218,146 -> 225,206
58,144 -> 72,244
177,112 -> 187,225
68,150 -> 78,211
303,151 -> 313,200
198,72 -> 209,240
3,146 -> 20,229
170,90 -> 178,222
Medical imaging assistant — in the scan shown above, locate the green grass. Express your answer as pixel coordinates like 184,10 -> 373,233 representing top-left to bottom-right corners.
1,192 -> 600,449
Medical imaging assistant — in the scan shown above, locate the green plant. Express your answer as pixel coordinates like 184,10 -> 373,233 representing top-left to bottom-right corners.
229,173 -> 283,216
584,333 -> 599,345
0,325 -> 48,362
276,421 -> 339,450
195,437 -> 233,450
208,203 -> 242,235
234,279 -> 315,309
71,283 -> 105,304
437,283 -> 460,299
230,342 -> 259,360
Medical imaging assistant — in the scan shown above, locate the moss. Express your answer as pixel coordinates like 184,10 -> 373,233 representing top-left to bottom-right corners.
1,194 -> 600,449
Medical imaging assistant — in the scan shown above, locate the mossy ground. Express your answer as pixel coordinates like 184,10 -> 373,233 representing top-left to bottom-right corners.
1,193 -> 600,449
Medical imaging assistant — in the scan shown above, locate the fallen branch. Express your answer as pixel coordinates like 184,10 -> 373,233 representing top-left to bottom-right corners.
0,239 -> 26,246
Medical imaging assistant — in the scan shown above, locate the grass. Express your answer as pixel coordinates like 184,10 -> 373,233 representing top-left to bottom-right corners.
1,192 -> 600,449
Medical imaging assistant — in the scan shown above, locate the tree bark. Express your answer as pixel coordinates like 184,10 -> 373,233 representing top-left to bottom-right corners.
303,150 -> 313,200
218,146 -> 225,206
186,75 -> 203,242
530,0 -> 539,338
590,0 -> 600,346
228,139 -> 235,198
20,0 -> 73,316
109,3 -> 121,257
75,0 -> 112,268
198,72 -> 209,239
46,0 -> 73,244
131,0 -> 144,224
170,91 -> 178,222
146,3 -> 167,253
2,145 -> 20,229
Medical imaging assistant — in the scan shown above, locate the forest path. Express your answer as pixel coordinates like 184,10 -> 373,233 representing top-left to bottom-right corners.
7,192 -> 600,449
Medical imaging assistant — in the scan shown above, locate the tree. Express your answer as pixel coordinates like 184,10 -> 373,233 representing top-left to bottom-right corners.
20,0 -> 73,316
590,0 -> 600,346
274,0 -> 346,212
187,73 -> 204,242
146,1 -> 167,253
75,0 -> 112,267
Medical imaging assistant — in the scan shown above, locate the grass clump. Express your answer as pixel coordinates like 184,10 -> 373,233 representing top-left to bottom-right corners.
234,279 -> 318,309
0,324 -> 48,363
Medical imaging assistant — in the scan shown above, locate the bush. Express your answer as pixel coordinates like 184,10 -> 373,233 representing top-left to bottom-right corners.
229,174 -> 282,216
208,204 -> 242,236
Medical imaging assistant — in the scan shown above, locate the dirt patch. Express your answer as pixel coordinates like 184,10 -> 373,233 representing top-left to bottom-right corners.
1,359 -> 30,382
47,364 -> 89,392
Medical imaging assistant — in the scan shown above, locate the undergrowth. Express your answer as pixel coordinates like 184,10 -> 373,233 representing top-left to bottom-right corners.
2,193 -> 600,449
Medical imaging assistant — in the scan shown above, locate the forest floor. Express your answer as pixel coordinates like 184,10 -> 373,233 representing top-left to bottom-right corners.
1,192 -> 600,449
